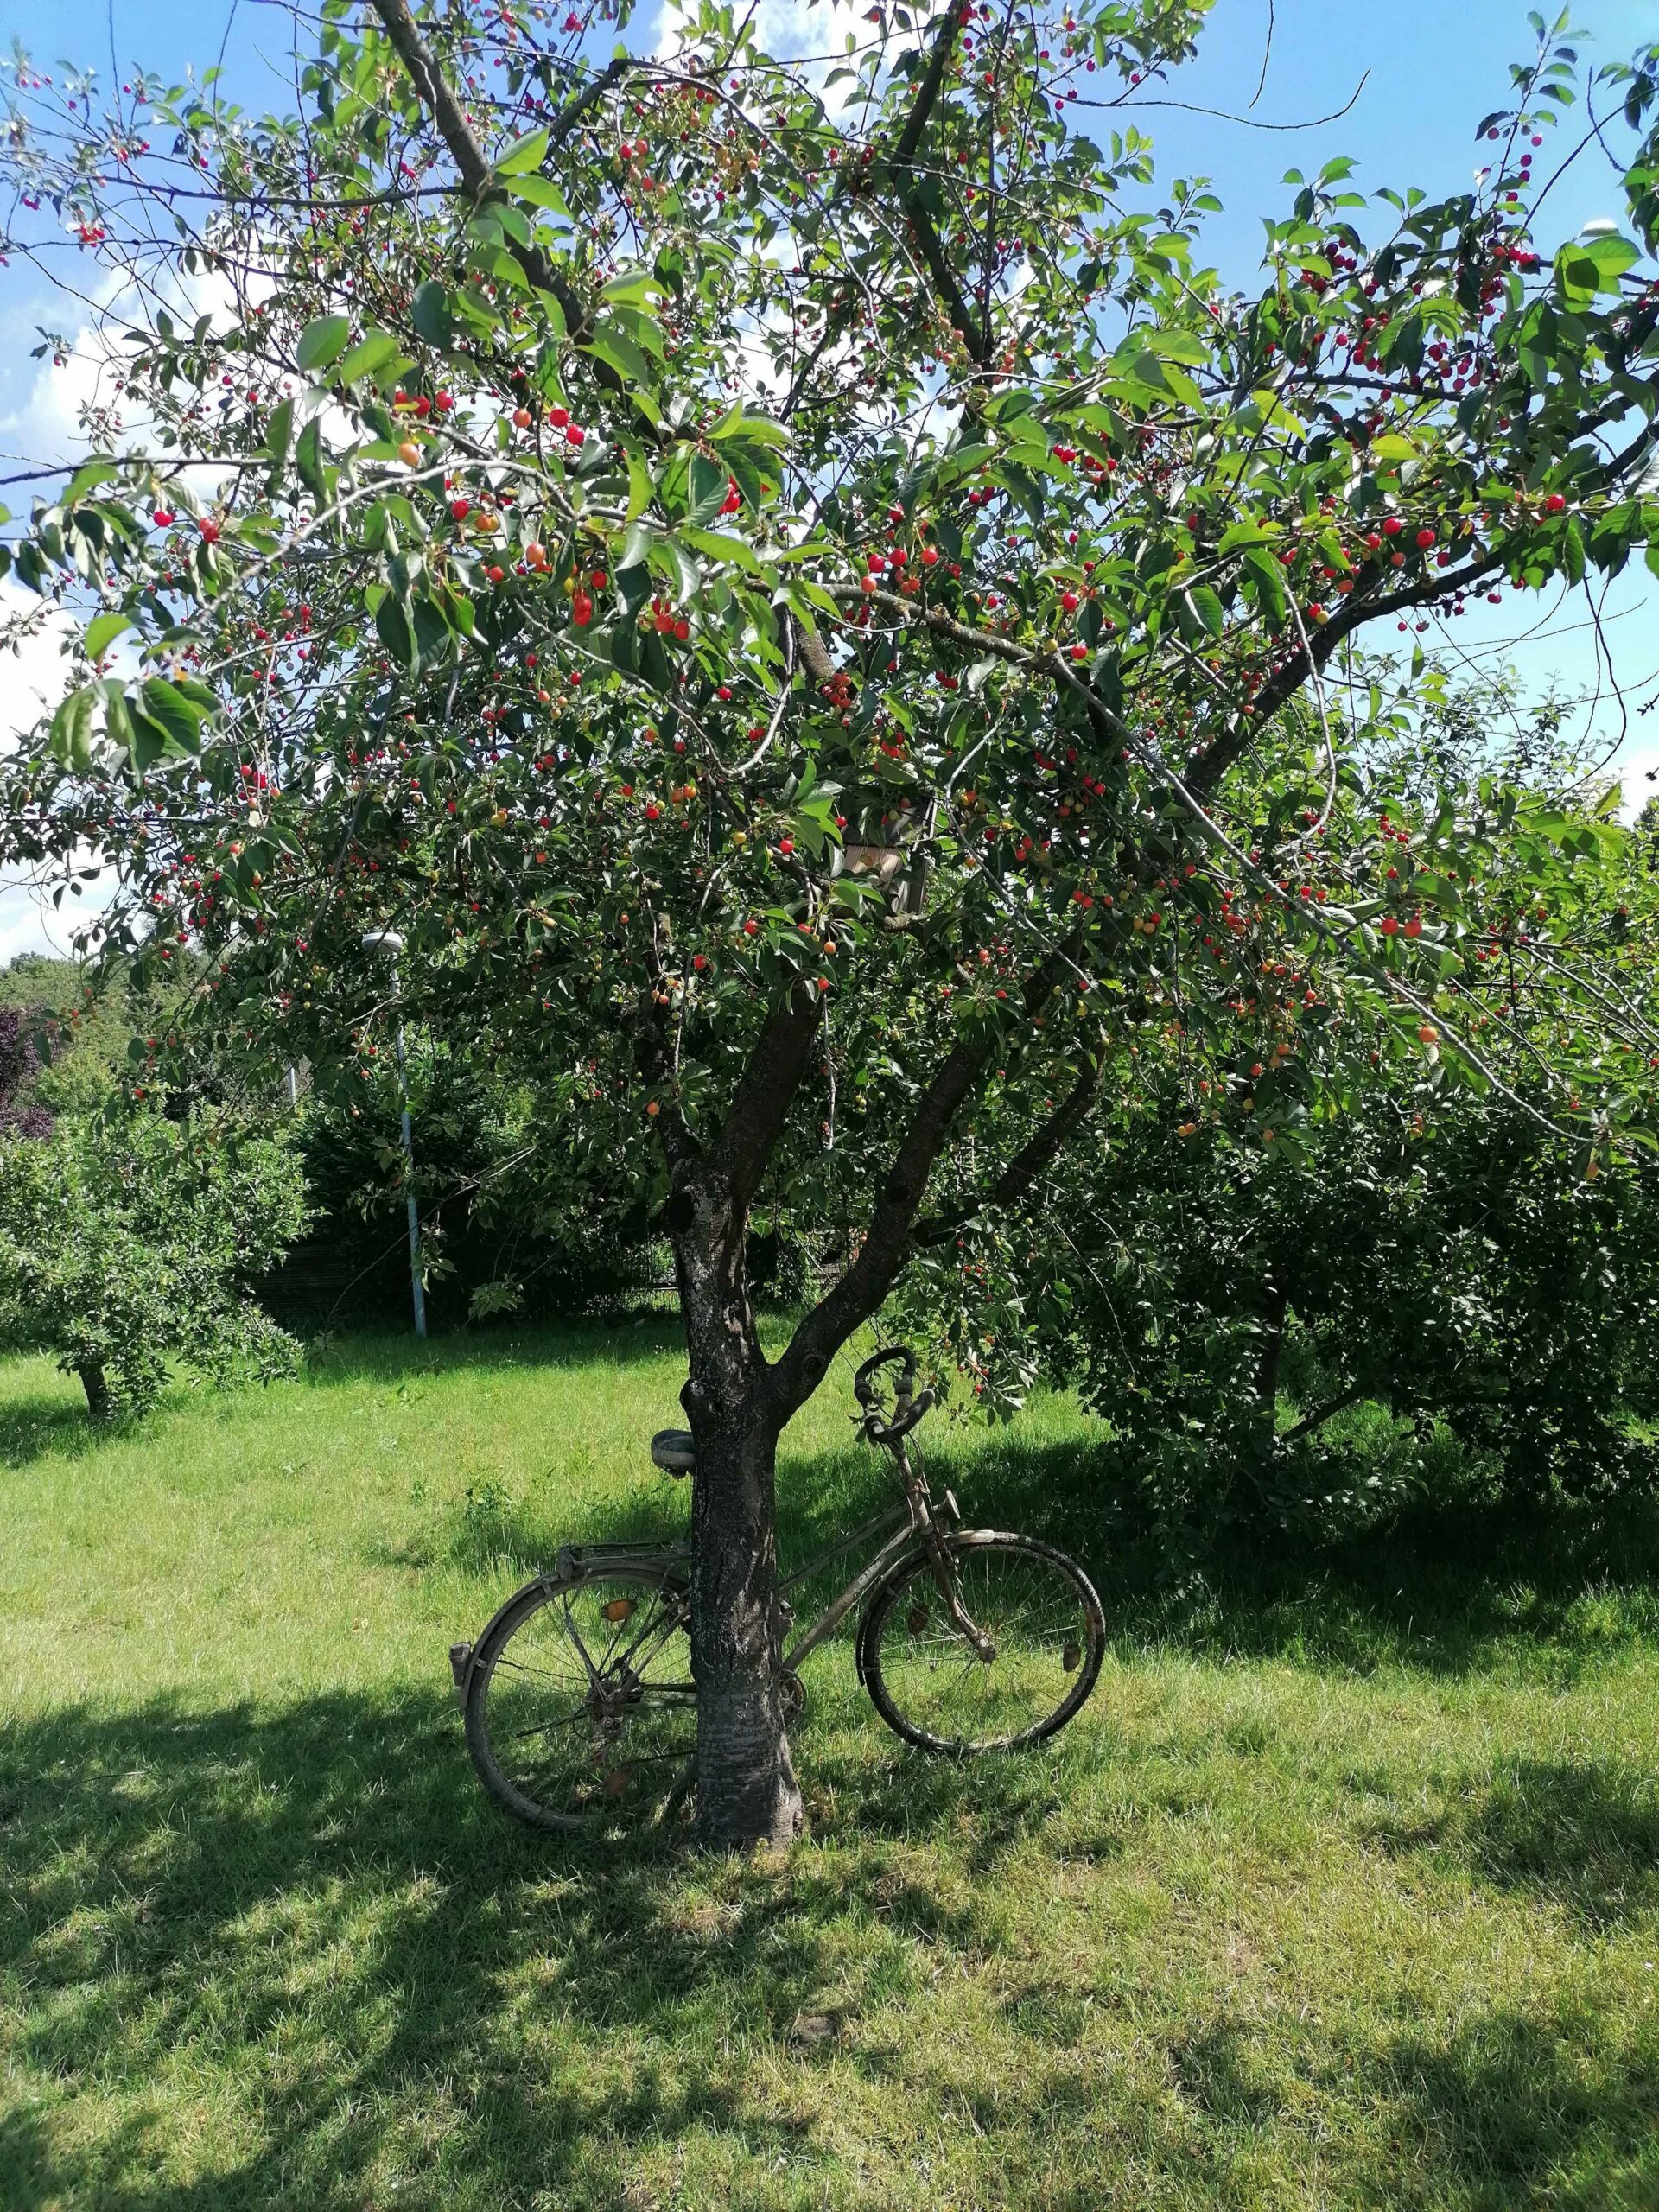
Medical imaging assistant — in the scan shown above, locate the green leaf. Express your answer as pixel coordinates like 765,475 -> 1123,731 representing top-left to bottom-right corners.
264,395 -> 296,493
410,281 -> 453,348
49,685 -> 96,769
296,418 -> 329,507
494,125 -> 550,175
1241,545 -> 1288,621
1217,519 -> 1281,551
137,677 -> 206,752
680,526 -> 768,576
63,458 -> 119,506
334,331 -> 402,386
1562,516 -> 1586,585
374,593 -> 416,667
582,322 -> 658,391
84,611 -> 133,661
509,174 -> 569,212
689,452 -> 729,526
296,314 -> 352,374
626,451 -> 655,524
1185,585 -> 1224,640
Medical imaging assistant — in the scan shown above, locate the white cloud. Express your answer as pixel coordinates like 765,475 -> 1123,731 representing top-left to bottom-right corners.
0,582 -> 111,965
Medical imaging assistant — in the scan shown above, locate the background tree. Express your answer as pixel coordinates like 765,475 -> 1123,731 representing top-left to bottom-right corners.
4,0 -> 1659,1840
0,1106 -> 308,1415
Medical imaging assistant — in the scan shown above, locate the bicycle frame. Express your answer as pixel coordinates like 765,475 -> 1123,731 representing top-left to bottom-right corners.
778,1428 -> 995,1673
494,1419 -> 986,1705
779,1497 -> 916,1675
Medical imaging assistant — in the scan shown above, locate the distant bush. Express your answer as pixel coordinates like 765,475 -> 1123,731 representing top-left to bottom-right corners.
0,1109 -> 308,1415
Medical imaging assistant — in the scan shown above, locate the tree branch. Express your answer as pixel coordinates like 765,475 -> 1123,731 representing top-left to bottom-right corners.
709,982 -> 823,1215
768,948 -> 1065,1415
881,2 -> 991,370
366,0 -> 618,353
914,1047 -> 1103,1243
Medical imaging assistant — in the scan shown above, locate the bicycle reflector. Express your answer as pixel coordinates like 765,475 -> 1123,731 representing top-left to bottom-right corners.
601,1598 -> 636,1623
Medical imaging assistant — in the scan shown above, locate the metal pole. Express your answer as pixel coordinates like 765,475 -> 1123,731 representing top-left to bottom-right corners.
388,951 -> 427,1339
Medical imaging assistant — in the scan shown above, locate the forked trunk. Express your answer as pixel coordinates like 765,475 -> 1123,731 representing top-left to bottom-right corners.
688,1409 -> 803,1849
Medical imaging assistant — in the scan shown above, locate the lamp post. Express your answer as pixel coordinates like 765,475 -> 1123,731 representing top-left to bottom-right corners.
361,930 -> 427,1339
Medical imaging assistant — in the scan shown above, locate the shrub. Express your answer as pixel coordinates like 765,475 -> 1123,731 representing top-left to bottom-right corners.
0,1108 -> 308,1415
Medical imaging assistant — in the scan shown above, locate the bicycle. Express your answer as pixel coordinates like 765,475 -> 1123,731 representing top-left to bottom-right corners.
449,1345 -> 1107,1834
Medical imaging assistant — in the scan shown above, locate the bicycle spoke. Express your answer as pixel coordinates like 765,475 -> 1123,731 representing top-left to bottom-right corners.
468,1567 -> 698,1834
866,1539 -> 1102,1753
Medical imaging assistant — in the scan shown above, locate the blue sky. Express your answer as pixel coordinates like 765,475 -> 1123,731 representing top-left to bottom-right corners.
1,0 -> 1656,958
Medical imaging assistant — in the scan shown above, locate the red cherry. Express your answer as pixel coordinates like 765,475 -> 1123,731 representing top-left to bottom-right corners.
1382,517 -> 1404,537
1059,589 -> 1079,613
450,499 -> 471,522
199,518 -> 220,543
1544,492 -> 1567,513
778,838 -> 795,855
1414,527 -> 1436,550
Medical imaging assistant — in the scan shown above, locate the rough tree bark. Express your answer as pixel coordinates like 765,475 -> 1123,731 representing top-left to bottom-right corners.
659,989 -> 823,1848
78,1362 -> 111,1419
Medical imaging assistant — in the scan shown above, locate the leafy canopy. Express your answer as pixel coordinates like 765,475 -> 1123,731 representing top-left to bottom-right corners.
3,0 -> 1659,1262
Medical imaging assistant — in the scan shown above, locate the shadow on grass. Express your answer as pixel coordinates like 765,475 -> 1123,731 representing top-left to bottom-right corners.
1375,2008 -> 1659,2207
300,1314 -> 689,1391
767,1421 -> 1659,1686
6,1689 -> 1659,2209
400,1395 -> 1659,1687
0,1390 -> 116,1471
1361,1756 -> 1659,1930
0,1688 -> 1036,2211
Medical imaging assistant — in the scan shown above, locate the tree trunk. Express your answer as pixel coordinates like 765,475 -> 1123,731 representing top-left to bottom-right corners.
1254,1285 -> 1287,1444
688,1408 -> 803,1849
667,1164 -> 804,1850
78,1362 -> 111,1419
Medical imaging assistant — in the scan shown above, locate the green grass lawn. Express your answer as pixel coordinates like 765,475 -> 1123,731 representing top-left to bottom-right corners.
4,1324 -> 1659,2211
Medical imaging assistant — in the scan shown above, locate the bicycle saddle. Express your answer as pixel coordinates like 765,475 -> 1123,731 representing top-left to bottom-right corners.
651,1427 -> 696,1475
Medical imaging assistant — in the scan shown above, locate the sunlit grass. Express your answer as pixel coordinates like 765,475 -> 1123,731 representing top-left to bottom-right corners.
3,1324 -> 1659,2209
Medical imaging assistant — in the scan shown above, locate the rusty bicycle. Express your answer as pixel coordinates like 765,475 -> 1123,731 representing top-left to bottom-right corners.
450,1345 -> 1106,1834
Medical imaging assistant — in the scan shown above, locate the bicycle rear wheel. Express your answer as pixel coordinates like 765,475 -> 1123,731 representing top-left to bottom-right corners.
858,1533 -> 1104,1753
463,1560 -> 696,1834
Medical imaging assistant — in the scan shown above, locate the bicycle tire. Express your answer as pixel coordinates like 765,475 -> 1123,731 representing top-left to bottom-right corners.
463,1560 -> 696,1834
857,1531 -> 1105,1754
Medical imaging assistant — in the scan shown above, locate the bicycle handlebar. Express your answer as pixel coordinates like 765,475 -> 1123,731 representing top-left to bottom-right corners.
854,1345 -> 932,1444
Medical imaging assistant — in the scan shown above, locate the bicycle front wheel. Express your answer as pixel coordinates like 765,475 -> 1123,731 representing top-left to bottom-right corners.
463,1561 -> 696,1834
858,1533 -> 1105,1754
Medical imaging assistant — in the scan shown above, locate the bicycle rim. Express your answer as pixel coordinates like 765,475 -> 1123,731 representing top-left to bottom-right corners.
861,1534 -> 1105,1753
464,1566 -> 696,1834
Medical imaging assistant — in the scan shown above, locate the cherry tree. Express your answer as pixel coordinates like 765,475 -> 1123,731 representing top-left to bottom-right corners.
3,0 -> 1659,1840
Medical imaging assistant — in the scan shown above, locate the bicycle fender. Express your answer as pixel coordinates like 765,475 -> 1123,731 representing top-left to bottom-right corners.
851,1529 -> 1034,1687
451,1548 -> 694,1702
